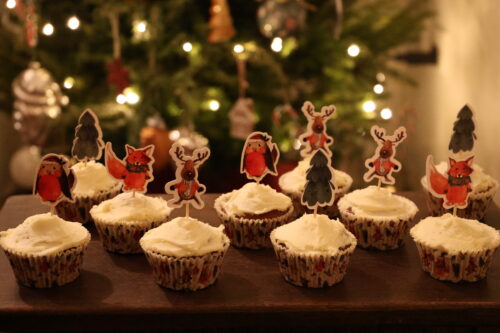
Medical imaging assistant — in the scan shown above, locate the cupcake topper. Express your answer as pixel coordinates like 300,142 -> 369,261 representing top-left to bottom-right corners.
363,125 -> 407,186
165,143 -> 210,216
240,131 -> 279,183
33,154 -> 76,214
105,142 -> 155,194
71,109 -> 105,163
298,101 -> 335,158
448,105 -> 476,154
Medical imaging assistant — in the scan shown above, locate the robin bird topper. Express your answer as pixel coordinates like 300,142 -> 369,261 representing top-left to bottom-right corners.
240,131 -> 279,183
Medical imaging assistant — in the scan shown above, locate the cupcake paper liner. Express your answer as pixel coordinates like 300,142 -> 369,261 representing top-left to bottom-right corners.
142,241 -> 230,291
2,235 -> 90,288
214,194 -> 295,249
56,185 -> 122,224
413,240 -> 498,282
270,233 -> 356,288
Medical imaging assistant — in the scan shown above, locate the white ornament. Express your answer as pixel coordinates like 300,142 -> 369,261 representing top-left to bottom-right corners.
9,145 -> 41,189
229,98 -> 256,140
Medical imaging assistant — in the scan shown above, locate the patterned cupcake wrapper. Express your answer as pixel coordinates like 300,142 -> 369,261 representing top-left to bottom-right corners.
55,185 -> 122,224
413,241 -> 498,282
142,242 -> 230,291
339,212 -> 414,250
2,235 -> 90,288
93,218 -> 167,254
270,235 -> 356,288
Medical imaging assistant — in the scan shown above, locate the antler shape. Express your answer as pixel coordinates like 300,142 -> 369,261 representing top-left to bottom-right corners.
174,146 -> 187,162
373,128 -> 386,142
193,150 -> 209,163
301,101 -> 316,118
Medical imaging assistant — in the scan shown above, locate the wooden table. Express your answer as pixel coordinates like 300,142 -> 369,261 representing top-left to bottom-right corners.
0,193 -> 499,331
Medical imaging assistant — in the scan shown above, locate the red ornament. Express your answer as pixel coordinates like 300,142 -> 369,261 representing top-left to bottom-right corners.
107,58 -> 130,94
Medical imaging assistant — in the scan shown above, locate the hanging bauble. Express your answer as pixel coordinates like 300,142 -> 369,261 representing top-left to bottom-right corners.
9,145 -> 41,189
107,58 -> 130,94
257,0 -> 307,38
208,0 -> 236,43
168,127 -> 209,155
229,97 -> 256,140
12,62 -> 68,147
140,115 -> 172,172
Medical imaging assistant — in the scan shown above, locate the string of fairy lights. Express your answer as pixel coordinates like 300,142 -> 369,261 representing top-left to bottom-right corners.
5,0 -> 393,120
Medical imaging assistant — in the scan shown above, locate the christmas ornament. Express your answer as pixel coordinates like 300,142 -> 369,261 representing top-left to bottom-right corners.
71,109 -> 105,162
229,98 -> 256,140
169,127 -> 209,154
298,101 -> 335,157
14,0 -> 38,48
257,0 -> 307,38
107,58 -> 130,95
9,145 -> 41,189
208,0 -> 235,43
140,116 -> 172,172
240,131 -> 279,183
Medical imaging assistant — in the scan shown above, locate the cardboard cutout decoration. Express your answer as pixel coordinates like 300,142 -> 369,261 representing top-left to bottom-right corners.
363,125 -> 407,185
240,131 -> 279,183
165,143 -> 210,210
426,155 -> 474,210
298,101 -> 335,157
34,154 -> 76,210
71,109 -> 105,162
105,142 -> 155,193
449,105 -> 476,154
301,149 -> 336,211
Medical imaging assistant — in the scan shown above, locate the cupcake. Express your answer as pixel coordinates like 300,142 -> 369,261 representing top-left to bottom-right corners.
279,156 -> 353,218
337,186 -> 418,250
140,216 -> 230,291
270,213 -> 357,288
421,162 -> 498,220
214,182 -> 294,249
410,214 -> 500,282
90,192 -> 172,254
0,213 -> 91,288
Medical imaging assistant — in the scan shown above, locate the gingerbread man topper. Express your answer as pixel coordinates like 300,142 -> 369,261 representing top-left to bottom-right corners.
71,109 -> 105,162
363,125 -> 407,185
240,131 -> 279,183
298,101 -> 335,158
105,142 -> 155,193
165,143 -> 210,210
33,154 -> 76,212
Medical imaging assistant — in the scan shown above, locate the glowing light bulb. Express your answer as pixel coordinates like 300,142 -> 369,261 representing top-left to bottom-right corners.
67,16 -> 80,30
362,100 -> 376,113
376,72 -> 386,82
136,21 -> 147,33
6,0 -> 16,9
125,91 -> 140,104
347,44 -> 360,57
42,23 -> 54,36
63,77 -> 74,89
233,44 -> 244,54
380,108 -> 393,120
169,129 -> 180,141
271,37 -> 283,52
208,99 -> 220,111
116,94 -> 126,104
373,84 -> 384,94
182,42 -> 193,53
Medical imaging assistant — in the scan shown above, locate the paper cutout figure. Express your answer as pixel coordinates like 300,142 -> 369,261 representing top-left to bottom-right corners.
363,125 -> 407,185
71,109 -> 105,162
240,131 -> 279,182
298,101 -> 335,157
105,142 -> 155,193
449,105 -> 476,154
426,155 -> 474,209
301,149 -> 336,210
34,154 -> 76,208
165,143 -> 210,209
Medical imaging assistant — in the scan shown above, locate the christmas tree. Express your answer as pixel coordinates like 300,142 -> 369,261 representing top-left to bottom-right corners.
448,105 -> 476,153
72,109 -> 104,161
302,149 -> 335,208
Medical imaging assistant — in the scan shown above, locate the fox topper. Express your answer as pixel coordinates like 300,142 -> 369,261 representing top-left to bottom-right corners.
34,154 -> 76,208
165,143 -> 210,209
426,155 -> 474,209
105,142 -> 155,193
298,101 -> 335,157
240,131 -> 279,182
363,125 -> 407,185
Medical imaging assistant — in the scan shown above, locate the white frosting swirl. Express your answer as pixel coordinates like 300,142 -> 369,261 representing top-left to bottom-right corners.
72,161 -> 120,197
90,192 -> 172,223
140,217 -> 228,256
220,182 -> 292,216
272,214 -> 356,255
410,214 -> 500,253
0,213 -> 90,256
338,186 -> 418,219
279,156 -> 353,194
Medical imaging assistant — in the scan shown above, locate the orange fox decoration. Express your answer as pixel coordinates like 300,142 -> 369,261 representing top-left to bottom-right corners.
426,155 -> 474,209
298,101 -> 335,157
105,142 -> 155,193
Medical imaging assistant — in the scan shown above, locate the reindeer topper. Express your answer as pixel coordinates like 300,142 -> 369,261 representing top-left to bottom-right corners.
72,109 -> 105,162
298,101 -> 335,158
165,143 -> 210,212
105,142 -> 155,193
363,125 -> 407,185
240,131 -> 279,183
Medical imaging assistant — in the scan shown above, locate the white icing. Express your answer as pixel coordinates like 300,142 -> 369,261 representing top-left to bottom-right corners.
90,192 -> 172,223
272,214 -> 356,255
220,182 -> 292,216
410,214 -> 500,254
140,217 -> 228,256
0,213 -> 90,256
72,161 -> 120,197
279,156 -> 353,194
338,186 -> 418,219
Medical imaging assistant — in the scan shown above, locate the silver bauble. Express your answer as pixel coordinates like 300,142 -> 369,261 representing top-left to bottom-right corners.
257,0 -> 306,38
9,145 -> 41,189
168,127 -> 208,155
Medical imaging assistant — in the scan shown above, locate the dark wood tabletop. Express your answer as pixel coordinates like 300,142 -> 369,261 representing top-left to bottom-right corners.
0,192 -> 499,331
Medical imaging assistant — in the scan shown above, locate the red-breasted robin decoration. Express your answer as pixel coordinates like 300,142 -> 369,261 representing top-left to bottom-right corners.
34,155 -> 75,205
240,131 -> 279,182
